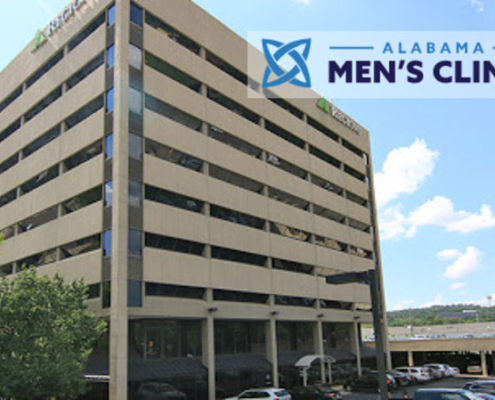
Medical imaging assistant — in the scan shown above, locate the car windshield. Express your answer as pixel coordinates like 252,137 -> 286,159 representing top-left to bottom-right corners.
276,391 -> 289,397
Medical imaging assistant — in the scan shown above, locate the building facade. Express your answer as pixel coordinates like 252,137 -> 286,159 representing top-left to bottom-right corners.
0,1 -> 389,399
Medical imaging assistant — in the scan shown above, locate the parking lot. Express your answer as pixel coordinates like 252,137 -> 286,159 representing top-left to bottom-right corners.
343,376 -> 490,400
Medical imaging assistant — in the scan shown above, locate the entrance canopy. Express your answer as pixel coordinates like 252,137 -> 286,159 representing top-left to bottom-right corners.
294,354 -> 336,368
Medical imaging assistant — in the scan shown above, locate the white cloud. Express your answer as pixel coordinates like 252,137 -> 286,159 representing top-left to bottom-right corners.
375,139 -> 439,208
470,0 -> 485,12
392,299 -> 415,311
450,282 -> 467,291
442,246 -> 482,280
438,249 -> 462,261
420,294 -> 443,308
292,0 -> 311,4
379,197 -> 495,240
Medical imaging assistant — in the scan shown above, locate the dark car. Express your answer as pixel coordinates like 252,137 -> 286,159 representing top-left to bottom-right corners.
465,381 -> 495,395
387,371 -> 413,386
344,374 -> 395,393
415,389 -> 485,400
289,385 -> 342,400
137,382 -> 187,400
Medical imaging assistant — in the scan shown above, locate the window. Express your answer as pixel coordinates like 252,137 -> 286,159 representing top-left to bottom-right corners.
207,88 -> 260,125
268,187 -> 309,211
145,233 -> 205,256
20,165 -> 59,195
346,190 -> 368,207
106,88 -> 115,113
18,206 -> 58,234
266,153 -> 307,180
68,13 -> 105,52
206,50 -> 248,86
145,185 -> 204,213
275,295 -> 315,308
24,86 -> 63,122
129,133 -> 142,160
104,181 -> 113,207
0,153 -> 19,175
270,222 -> 311,242
18,249 -> 57,269
145,52 -> 201,92
314,235 -> 347,252
309,145 -> 341,169
320,300 -> 352,310
313,205 -> 346,225
145,94 -> 202,131
130,3 -> 143,26
103,230 -> 112,257
211,246 -> 267,267
0,264 -> 13,278
145,139 -> 204,172
60,234 -> 101,259
63,140 -> 103,171
22,125 -> 61,159
65,96 -> 104,130
210,204 -> 265,230
129,87 -> 143,115
145,12 -> 201,55
87,283 -> 100,299
272,258 -> 314,275
129,180 -> 142,208
145,282 -> 205,299
342,139 -> 364,157
105,133 -> 114,159
129,44 -> 143,70
67,52 -> 105,90
307,116 -> 339,142
107,4 -> 116,26
102,281 -> 111,308
26,50 -> 64,88
106,45 -> 115,69
311,174 -> 344,196
0,119 -> 21,145
348,218 -> 371,233
128,230 -> 142,256
213,289 -> 268,304
265,120 -> 305,149
0,86 -> 22,114
0,189 -> 17,209
349,245 -> 373,259
344,164 -> 366,182
263,92 -> 304,119
128,280 -> 142,307
62,186 -> 102,215
209,165 -> 264,194
208,125 -> 262,159
0,226 -> 15,240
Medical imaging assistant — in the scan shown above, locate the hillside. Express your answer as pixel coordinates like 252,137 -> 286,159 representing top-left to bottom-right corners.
387,304 -> 495,327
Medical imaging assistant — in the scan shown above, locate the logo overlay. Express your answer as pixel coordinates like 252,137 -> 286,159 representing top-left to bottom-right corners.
248,31 -> 495,98
262,38 -> 312,88
31,30 -> 47,53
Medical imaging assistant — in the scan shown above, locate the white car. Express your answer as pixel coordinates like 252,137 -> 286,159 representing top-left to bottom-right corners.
226,388 -> 292,400
395,366 -> 431,382
424,363 -> 453,377
448,366 -> 460,376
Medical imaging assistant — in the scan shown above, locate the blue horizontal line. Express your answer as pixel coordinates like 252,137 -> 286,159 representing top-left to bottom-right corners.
329,46 -> 374,50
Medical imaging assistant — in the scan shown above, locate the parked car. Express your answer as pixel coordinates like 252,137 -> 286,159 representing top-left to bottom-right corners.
344,374 -> 395,393
415,389 -> 485,400
467,365 -> 483,374
226,388 -> 291,400
465,381 -> 495,395
448,366 -> 460,376
289,385 -> 342,400
424,364 -> 451,378
387,371 -> 413,386
394,367 -> 430,383
423,366 -> 443,380
137,383 -> 187,400
473,393 -> 495,400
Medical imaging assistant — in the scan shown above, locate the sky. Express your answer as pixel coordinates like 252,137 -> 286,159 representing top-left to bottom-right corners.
0,0 -> 494,312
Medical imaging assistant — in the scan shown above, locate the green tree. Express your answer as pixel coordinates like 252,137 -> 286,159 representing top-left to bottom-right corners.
0,267 -> 107,400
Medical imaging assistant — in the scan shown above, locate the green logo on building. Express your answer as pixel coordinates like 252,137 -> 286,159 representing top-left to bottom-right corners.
31,30 -> 47,53
317,97 -> 331,114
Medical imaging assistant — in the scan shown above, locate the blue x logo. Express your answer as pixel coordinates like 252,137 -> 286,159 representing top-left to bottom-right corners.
262,38 -> 312,88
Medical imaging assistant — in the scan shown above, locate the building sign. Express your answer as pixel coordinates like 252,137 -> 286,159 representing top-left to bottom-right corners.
317,97 -> 362,135
31,0 -> 87,53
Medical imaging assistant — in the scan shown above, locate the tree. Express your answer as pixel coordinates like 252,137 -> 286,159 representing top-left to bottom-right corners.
0,267 -> 107,400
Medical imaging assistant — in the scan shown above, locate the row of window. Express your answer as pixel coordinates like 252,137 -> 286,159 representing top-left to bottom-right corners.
0,138 -> 103,211
144,138 -> 372,235
144,281 -> 353,311
143,10 -> 366,159
144,93 -> 369,210
0,185 -> 103,242
0,4 -> 113,122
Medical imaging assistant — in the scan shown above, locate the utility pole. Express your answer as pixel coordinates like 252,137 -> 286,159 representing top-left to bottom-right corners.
409,308 -> 414,338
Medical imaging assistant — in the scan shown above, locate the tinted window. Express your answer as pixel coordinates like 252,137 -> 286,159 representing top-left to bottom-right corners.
130,3 -> 143,26
65,96 -> 104,130
105,133 -> 114,159
145,185 -> 204,213
129,180 -> 142,208
145,233 -> 205,256
26,50 -> 64,88
68,13 -> 105,52
145,139 -> 203,172
24,86 -> 63,122
107,4 -> 116,26
107,45 -> 115,68
67,52 -> 105,89
106,88 -> 115,113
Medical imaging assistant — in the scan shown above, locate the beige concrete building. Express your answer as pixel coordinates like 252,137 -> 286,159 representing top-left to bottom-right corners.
0,1 -> 388,399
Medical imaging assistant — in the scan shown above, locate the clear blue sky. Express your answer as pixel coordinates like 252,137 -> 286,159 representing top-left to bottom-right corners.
1,0 -> 494,311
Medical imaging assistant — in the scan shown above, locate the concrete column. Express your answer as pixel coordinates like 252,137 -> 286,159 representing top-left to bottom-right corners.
492,351 -> 495,376
314,319 -> 326,383
266,318 -> 279,387
109,2 -> 131,400
351,321 -> 362,376
481,351 -> 488,376
202,316 -> 216,400
407,351 -> 414,367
